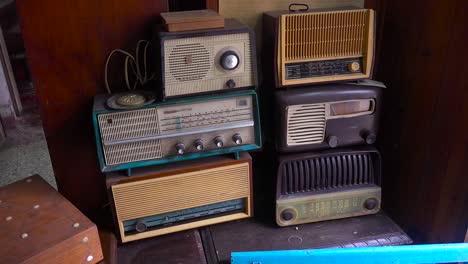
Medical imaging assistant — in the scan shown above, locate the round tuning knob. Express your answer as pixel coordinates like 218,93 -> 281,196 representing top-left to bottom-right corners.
214,137 -> 224,148
175,143 -> 185,155
220,51 -> 240,71
226,79 -> 236,89
135,219 -> 147,233
194,139 -> 204,151
232,134 -> 243,145
364,198 -> 379,211
348,61 -> 361,72
327,136 -> 339,148
281,209 -> 296,221
362,132 -> 377,145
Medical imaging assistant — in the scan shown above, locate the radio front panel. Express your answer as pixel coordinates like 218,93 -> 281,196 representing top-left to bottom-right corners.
93,90 -> 262,172
263,8 -> 375,87
275,147 -> 382,226
106,153 -> 253,242
157,19 -> 257,99
275,81 -> 383,153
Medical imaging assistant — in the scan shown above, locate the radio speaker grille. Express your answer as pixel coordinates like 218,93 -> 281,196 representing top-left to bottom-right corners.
112,163 -> 250,221
286,104 -> 326,146
280,153 -> 376,195
98,108 -> 160,142
168,43 -> 211,81
283,9 -> 370,61
103,140 -> 163,166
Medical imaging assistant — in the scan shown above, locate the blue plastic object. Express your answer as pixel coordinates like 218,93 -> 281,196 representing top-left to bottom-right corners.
231,243 -> 468,264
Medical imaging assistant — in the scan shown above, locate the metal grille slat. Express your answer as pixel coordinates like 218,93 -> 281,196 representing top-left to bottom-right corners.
280,153 -> 376,195
283,10 -> 370,61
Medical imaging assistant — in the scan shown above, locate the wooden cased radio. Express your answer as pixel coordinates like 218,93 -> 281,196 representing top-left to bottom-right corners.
106,153 -> 253,243
263,7 -> 375,87
274,80 -> 383,153
276,147 -> 381,226
155,18 -> 257,99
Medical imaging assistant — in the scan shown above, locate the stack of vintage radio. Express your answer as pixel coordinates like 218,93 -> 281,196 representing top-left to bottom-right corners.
92,10 -> 261,243
262,6 -> 386,227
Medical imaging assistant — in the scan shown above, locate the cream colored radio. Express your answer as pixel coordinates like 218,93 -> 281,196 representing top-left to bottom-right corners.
106,153 -> 253,243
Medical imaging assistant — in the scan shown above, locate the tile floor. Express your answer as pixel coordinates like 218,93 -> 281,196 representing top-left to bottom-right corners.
0,107 -> 56,188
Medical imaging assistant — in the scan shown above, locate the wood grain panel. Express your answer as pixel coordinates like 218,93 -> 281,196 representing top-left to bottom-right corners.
16,1 -> 168,214
374,0 -> 468,242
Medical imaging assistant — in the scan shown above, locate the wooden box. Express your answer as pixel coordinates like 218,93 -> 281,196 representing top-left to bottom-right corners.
0,175 -> 103,264
161,9 -> 224,32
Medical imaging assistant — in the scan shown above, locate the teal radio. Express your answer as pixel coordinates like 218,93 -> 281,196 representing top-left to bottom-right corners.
93,90 -> 262,174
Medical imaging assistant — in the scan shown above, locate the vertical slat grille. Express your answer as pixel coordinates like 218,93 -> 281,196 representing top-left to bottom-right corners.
112,163 -> 250,221
286,103 -> 326,146
103,140 -> 163,166
280,153 -> 376,195
98,108 -> 160,142
283,9 -> 369,61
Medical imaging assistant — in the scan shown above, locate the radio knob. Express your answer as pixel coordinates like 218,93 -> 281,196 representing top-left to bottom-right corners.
327,136 -> 339,148
362,132 -> 377,145
232,134 -> 243,145
220,51 -> 240,70
175,143 -> 185,155
281,209 -> 295,221
135,219 -> 147,233
226,79 -> 236,89
194,140 -> 204,151
364,198 -> 379,210
214,137 -> 224,148
348,61 -> 361,72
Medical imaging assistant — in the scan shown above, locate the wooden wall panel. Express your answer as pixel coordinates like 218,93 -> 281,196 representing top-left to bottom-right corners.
16,1 -> 168,215
374,0 -> 468,242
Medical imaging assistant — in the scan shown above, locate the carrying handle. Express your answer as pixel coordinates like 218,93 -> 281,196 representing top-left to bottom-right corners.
289,3 -> 309,12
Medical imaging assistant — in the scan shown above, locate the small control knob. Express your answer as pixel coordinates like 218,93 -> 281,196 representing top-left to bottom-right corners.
362,132 -> 377,145
135,219 -> 147,233
364,198 -> 379,210
327,136 -> 339,148
348,61 -> 361,72
220,51 -> 240,70
232,134 -> 243,145
214,137 -> 224,148
194,139 -> 204,151
281,209 -> 295,221
175,143 -> 185,155
226,79 -> 236,89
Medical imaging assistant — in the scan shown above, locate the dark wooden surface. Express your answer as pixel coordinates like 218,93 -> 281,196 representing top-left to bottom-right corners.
0,175 -> 103,264
16,1 -> 168,215
372,0 -> 468,242
117,230 -> 207,264
203,213 -> 412,264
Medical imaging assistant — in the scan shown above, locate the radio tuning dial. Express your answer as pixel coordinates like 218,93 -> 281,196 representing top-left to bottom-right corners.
194,140 -> 204,151
226,79 -> 236,89
232,134 -> 243,145
220,51 -> 240,70
281,209 -> 295,221
214,137 -> 224,148
175,143 -> 185,155
135,219 -> 147,233
364,198 -> 379,210
348,61 -> 361,72
327,136 -> 339,148
362,132 -> 377,145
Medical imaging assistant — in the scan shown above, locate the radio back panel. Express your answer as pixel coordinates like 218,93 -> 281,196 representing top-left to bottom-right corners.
93,90 -> 262,172
156,19 -> 257,99
275,81 -> 383,153
263,7 -> 375,87
106,153 -> 253,242
276,147 -> 381,226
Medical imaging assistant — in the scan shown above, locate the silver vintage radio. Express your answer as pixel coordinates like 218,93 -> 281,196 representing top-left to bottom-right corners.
155,19 -> 257,99
93,90 -> 262,174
